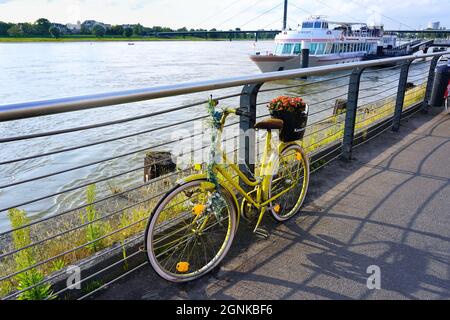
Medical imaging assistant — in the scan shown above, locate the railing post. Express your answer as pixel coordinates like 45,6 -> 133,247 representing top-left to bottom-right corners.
422,55 -> 441,113
239,83 -> 263,186
342,67 -> 364,161
392,60 -> 413,132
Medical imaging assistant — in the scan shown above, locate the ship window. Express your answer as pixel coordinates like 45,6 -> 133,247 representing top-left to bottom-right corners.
316,43 -> 326,54
275,44 -> 283,55
323,22 -> 328,29
302,22 -> 314,29
293,43 -> 301,54
310,43 -> 318,54
314,22 -> 322,28
282,43 -> 294,54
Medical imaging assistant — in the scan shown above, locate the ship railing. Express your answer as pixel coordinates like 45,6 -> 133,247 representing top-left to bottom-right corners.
0,51 -> 448,300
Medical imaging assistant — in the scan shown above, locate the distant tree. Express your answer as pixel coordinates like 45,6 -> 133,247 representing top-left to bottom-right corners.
209,28 -> 219,39
34,18 -> 51,36
132,23 -> 145,36
18,23 -> 35,36
152,26 -> 164,33
109,25 -> 124,36
235,27 -> 242,39
92,24 -> 106,37
123,27 -> 133,37
7,24 -> 23,37
49,26 -> 61,38
80,24 -> 90,35
0,21 -> 13,36
177,27 -> 188,32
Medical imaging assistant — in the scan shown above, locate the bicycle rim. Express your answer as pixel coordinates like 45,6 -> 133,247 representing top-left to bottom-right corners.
268,145 -> 310,221
145,180 -> 236,282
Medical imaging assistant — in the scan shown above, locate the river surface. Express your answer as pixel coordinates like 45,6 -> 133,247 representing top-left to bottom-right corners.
0,41 -> 432,231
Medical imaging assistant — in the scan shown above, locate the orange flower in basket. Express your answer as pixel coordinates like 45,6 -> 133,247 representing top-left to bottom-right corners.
268,95 -> 307,113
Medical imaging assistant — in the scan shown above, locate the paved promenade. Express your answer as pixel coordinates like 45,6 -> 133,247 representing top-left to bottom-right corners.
96,108 -> 450,300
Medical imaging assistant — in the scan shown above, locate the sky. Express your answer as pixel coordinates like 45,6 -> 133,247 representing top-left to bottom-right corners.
0,0 -> 449,31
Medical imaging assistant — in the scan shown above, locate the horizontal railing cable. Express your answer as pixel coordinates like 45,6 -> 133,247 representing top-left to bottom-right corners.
0,168 -> 182,236
259,73 -> 351,93
46,248 -> 144,300
1,232 -> 144,300
0,187 -> 166,260
0,209 -> 153,282
78,261 -> 149,300
0,115 -> 208,166
0,92 -> 241,144
0,125 -> 209,191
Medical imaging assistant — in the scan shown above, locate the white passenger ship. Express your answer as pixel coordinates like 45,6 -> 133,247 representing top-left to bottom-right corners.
250,16 -> 396,73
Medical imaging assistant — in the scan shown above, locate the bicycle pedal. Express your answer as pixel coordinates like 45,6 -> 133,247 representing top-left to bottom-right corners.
254,228 -> 269,239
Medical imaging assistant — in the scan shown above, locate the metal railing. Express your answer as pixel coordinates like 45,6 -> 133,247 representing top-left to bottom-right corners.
0,50 -> 448,300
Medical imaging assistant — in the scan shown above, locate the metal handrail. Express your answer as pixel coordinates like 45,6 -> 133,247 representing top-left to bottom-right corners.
0,52 -> 448,122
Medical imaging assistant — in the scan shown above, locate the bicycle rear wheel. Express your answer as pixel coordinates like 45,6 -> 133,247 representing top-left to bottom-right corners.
144,179 -> 237,282
268,144 -> 310,222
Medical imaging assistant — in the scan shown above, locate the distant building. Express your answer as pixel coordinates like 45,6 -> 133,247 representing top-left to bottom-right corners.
51,23 -> 70,34
121,24 -> 137,29
66,21 -> 81,33
427,21 -> 440,30
81,20 -> 110,32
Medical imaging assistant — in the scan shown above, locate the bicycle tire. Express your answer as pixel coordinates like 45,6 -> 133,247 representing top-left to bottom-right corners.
144,179 -> 237,282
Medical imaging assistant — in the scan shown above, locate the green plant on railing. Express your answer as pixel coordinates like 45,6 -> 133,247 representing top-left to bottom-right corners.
50,259 -> 66,272
8,209 -> 54,300
80,184 -> 105,252
121,241 -> 129,271
82,280 -> 103,295
0,281 -> 14,298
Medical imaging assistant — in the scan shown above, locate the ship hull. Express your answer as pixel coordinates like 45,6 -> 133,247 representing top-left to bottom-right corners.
250,53 -> 366,73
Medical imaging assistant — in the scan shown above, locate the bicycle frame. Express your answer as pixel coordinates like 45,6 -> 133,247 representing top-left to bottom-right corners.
183,108 -> 301,231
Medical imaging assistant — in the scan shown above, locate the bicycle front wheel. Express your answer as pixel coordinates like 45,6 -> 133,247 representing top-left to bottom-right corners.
145,179 -> 237,282
268,144 -> 310,222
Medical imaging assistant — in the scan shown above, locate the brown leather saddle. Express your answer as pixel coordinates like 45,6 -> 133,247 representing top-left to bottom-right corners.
254,118 -> 283,130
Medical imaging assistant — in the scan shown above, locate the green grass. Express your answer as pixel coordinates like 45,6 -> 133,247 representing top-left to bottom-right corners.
8,209 -> 54,300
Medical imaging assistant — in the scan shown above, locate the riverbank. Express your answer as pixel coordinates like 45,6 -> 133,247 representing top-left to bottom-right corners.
0,36 -> 260,43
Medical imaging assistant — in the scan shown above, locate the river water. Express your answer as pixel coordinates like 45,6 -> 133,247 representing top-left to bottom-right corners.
0,41 -> 431,231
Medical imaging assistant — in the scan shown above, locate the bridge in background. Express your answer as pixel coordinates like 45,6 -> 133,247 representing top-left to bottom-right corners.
151,29 -> 450,41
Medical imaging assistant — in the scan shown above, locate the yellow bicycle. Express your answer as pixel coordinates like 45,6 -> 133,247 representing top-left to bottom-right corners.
144,101 -> 310,282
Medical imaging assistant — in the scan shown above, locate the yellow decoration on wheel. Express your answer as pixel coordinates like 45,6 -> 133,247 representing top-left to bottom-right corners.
193,204 -> 206,216
273,204 -> 281,213
194,164 -> 202,171
296,152 -> 302,161
176,262 -> 190,273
